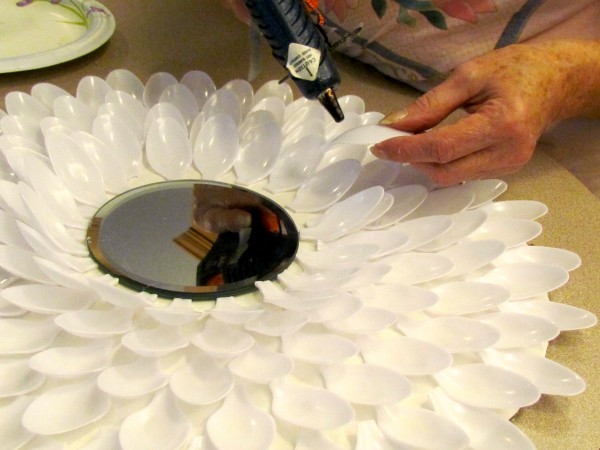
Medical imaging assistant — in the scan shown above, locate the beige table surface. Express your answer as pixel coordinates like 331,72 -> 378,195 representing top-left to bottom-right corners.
1,1 -> 599,448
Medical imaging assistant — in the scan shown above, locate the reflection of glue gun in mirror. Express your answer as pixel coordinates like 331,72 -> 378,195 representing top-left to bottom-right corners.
188,184 -> 294,286
244,0 -> 345,122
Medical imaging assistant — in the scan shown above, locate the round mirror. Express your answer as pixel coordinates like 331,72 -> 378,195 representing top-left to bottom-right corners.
86,180 -> 299,300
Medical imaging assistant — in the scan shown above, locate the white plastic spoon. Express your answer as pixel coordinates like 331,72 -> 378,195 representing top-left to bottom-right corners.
96,356 -> 168,398
54,307 -> 134,339
222,78 -> 254,116
202,88 -> 242,126
146,116 -> 193,179
319,227 -> 409,259
358,334 -> 453,376
295,243 -> 380,272
326,305 -> 398,335
0,114 -> 44,146
5,91 -> 51,121
159,83 -> 199,128
492,245 -> 581,271
0,244 -> 54,285
234,117 -> 282,185
464,218 -> 542,248
143,72 -> 178,108
249,96 -> 286,126
76,75 -> 111,112
71,130 -> 129,194
438,239 -> 506,277
392,214 -> 453,252
181,70 -> 217,109
376,404 -> 469,450
22,377 -> 111,435
499,299 -> 597,331
193,113 -> 239,180
169,352 -> 234,405
430,387 -> 536,450
254,79 -> 293,105
355,420 -> 396,450
329,124 -> 410,145
28,339 -> 114,378
478,262 -> 569,300
209,296 -> 264,325
44,131 -> 107,206
482,348 -> 586,396
119,388 -> 190,450
480,199 -> 548,220
121,325 -> 189,357
397,315 -> 500,353
322,363 -> 412,406
31,82 -> 70,109
342,158 -> 403,197
266,133 -> 324,193
476,311 -> 560,349
93,114 -> 143,178
378,252 -> 454,285
281,331 -> 358,365
206,385 -> 276,450
256,280 -> 335,312
307,293 -> 363,324
1,283 -> 97,314
427,281 -> 510,316
301,186 -> 385,241
365,184 -> 429,230
295,429 -> 345,450
288,159 -> 362,212
434,363 -> 541,410
228,344 -> 294,384
53,95 -> 96,132
405,184 -> 475,219
244,309 -> 308,337
270,378 -> 355,430
354,282 -> 439,313
23,155 -> 88,228
144,298 -> 202,326
18,182 -> 89,255
105,90 -> 148,126
106,68 -> 145,100
0,209 -> 29,248
0,396 -> 35,449
464,179 -> 508,208
0,358 -> 45,398
417,209 -> 487,252
191,318 -> 254,358
325,112 -> 363,141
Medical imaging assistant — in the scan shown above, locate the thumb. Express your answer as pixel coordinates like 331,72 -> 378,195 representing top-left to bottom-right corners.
380,74 -> 472,132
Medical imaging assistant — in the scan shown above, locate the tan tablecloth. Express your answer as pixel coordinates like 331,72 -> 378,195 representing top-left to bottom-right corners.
1,1 -> 599,448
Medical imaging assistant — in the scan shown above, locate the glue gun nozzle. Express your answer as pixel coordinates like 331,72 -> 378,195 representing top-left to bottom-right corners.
318,87 -> 345,123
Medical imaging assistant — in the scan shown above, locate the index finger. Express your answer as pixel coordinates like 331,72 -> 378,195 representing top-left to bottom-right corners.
372,110 -> 503,164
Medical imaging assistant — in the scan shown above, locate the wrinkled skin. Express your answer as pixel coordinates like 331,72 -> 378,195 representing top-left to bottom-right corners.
372,39 -> 600,185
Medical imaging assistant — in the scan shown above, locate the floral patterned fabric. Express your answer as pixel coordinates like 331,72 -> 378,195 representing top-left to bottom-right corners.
318,0 -> 598,89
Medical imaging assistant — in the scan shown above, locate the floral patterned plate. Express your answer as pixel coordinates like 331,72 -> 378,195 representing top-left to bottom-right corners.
0,0 -> 114,73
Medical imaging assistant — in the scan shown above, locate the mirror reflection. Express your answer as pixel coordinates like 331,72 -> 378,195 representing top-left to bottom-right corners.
87,180 -> 299,300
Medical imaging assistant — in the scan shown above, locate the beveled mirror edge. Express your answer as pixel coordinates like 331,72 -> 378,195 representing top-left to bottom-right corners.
86,180 -> 300,301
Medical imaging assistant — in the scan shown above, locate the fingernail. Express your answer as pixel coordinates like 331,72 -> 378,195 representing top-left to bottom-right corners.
379,109 -> 408,125
369,144 -> 385,158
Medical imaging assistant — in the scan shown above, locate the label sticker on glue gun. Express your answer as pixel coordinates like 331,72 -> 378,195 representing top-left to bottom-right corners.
286,43 -> 321,81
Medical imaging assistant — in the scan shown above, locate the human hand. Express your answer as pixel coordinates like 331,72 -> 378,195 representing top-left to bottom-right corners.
219,0 -> 250,24
371,40 -> 600,186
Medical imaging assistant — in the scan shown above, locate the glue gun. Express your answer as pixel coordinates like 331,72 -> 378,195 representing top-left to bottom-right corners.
243,0 -> 345,122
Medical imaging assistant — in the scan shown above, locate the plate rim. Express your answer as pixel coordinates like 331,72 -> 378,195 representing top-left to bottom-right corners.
0,0 -> 115,74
